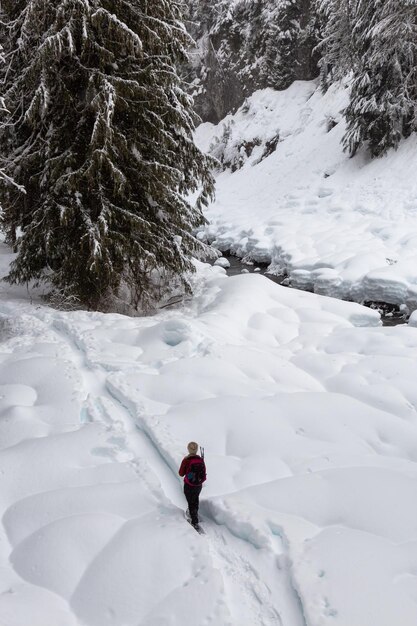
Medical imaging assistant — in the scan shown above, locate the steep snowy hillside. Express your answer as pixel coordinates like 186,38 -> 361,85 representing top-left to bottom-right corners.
196,79 -> 417,313
2,239 -> 417,626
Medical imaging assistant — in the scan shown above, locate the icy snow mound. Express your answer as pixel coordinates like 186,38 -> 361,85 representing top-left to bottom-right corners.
196,80 -> 417,311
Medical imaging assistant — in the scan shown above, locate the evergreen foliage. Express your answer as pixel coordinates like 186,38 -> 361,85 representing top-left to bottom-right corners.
318,0 -> 417,156
316,0 -> 356,87
223,0 -> 319,89
0,0 -> 214,310
0,45 -> 24,193
259,0 -> 306,89
343,0 -> 417,156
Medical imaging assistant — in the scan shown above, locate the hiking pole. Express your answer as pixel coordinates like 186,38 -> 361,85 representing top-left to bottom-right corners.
200,446 -> 204,459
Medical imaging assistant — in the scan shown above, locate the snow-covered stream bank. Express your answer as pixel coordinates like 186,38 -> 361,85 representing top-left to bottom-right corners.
2,240 -> 417,625
215,254 -> 409,326
196,81 -> 417,315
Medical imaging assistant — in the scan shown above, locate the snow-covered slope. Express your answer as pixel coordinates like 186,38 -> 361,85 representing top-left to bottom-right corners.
2,239 -> 417,626
196,79 -> 417,312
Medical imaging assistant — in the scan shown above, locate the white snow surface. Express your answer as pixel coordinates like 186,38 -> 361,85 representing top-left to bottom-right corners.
195,79 -> 417,311
2,240 -> 417,626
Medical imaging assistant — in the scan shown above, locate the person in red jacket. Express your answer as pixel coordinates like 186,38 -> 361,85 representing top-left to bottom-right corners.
178,441 -> 206,528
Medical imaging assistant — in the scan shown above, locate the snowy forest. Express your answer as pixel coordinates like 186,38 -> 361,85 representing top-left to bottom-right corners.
0,0 -> 416,308
187,0 -> 417,153
1,2 -> 417,626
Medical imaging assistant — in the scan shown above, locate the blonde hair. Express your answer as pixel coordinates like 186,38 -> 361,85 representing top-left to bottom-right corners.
187,441 -> 198,454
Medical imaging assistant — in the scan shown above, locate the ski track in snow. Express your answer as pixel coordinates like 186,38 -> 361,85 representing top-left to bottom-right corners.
51,315 -> 182,509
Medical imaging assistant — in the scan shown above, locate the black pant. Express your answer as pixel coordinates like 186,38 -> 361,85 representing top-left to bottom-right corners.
184,483 -> 202,525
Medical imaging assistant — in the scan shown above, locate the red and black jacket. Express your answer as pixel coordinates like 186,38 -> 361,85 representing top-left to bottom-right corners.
179,454 -> 207,486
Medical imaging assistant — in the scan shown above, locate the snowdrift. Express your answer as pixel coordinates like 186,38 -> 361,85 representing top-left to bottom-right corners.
2,245 -> 417,625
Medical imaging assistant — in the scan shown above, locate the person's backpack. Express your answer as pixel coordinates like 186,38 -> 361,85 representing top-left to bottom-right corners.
186,455 -> 206,486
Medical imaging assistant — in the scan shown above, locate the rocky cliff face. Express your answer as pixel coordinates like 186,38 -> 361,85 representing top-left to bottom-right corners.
185,0 -> 320,123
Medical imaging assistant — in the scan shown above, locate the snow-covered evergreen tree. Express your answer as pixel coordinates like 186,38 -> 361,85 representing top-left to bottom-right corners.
343,0 -> 417,156
230,0 -> 318,90
259,0 -> 305,88
0,0 -> 214,310
316,0 -> 356,87
0,45 -> 24,195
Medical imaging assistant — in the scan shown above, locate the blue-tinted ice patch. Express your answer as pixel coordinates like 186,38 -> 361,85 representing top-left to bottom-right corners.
162,319 -> 191,347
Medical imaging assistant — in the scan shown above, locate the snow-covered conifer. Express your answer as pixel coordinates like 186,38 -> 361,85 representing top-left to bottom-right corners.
316,0 -> 356,88
261,0 -> 320,89
0,45 -> 24,197
343,0 -> 417,156
232,0 -> 318,90
259,0 -> 303,88
0,1 -> 214,309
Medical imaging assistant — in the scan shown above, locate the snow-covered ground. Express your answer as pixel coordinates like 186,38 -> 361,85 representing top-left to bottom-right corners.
2,238 -> 417,626
195,80 -> 417,312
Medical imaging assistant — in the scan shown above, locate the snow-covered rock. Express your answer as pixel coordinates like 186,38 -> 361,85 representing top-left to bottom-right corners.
409,310 -> 417,327
213,256 -> 231,269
